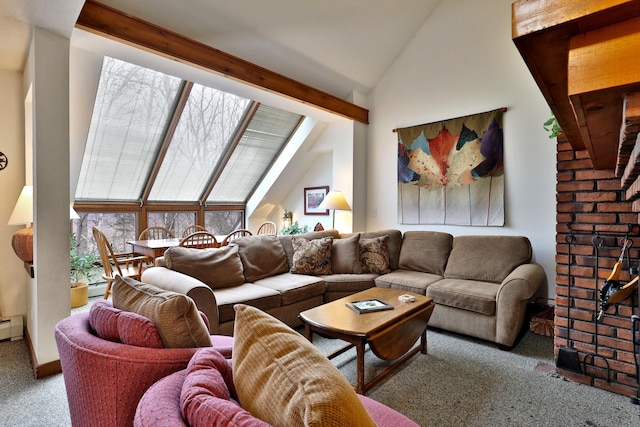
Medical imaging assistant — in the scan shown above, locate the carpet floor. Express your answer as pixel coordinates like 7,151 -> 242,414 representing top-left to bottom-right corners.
1,317 -> 639,426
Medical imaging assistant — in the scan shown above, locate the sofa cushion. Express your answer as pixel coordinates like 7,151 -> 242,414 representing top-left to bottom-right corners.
331,233 -> 362,274
279,230 -> 340,267
117,311 -> 164,348
291,236 -> 333,275
426,278 -> 499,315
214,283 -> 282,324
232,304 -> 376,427
359,235 -> 391,274
360,229 -> 402,270
444,235 -> 532,283
113,276 -> 212,349
398,231 -> 453,275
89,299 -> 121,342
180,348 -> 270,427
235,235 -> 289,282
321,273 -> 377,294
253,272 -> 325,305
164,245 -> 245,289
375,269 -> 443,295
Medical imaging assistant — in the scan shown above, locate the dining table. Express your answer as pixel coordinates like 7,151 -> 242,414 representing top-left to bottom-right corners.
127,238 -> 181,260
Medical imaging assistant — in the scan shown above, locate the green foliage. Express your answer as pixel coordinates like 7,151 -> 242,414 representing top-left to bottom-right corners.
543,114 -> 564,139
70,234 -> 98,285
279,221 -> 309,235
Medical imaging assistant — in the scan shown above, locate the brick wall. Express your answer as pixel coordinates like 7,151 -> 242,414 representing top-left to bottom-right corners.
555,135 -> 640,397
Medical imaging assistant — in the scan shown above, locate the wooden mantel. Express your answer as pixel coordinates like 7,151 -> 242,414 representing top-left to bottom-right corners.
512,0 -> 640,169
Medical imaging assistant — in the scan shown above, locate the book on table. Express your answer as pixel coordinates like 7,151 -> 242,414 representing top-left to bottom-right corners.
346,298 -> 394,314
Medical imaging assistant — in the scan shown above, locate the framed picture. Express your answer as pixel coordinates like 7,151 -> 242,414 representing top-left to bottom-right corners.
304,186 -> 329,215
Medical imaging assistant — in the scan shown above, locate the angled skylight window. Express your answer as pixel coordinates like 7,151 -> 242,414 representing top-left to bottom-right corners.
207,105 -> 302,204
148,83 -> 250,202
76,56 -> 182,201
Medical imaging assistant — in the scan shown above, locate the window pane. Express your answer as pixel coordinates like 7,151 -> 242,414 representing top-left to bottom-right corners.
207,105 -> 302,203
76,57 -> 182,201
148,84 -> 251,201
205,210 -> 244,235
147,211 -> 196,237
72,212 -> 137,254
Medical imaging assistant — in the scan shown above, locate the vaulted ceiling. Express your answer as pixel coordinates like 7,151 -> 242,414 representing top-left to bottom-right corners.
0,0 -> 441,100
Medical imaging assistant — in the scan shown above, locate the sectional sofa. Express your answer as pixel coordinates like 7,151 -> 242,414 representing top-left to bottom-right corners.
141,229 -> 545,347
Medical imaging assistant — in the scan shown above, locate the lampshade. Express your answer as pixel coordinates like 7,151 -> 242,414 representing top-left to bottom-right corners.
317,190 -> 351,211
8,185 -> 33,225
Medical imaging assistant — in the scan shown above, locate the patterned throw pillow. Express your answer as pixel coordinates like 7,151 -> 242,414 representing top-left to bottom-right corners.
290,236 -> 333,275
232,304 -> 376,427
360,235 -> 391,274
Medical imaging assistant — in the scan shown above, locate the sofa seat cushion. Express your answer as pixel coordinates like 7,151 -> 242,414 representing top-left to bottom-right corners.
253,273 -> 325,305
321,273 -> 378,294
398,231 -> 453,275
232,304 -> 376,427
235,235 -> 289,282
164,245 -> 245,289
214,283 -> 282,324
426,278 -> 499,315
375,270 -> 443,295
444,235 -> 532,283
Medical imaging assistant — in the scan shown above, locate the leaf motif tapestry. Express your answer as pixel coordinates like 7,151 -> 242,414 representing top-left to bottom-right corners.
397,108 -> 504,226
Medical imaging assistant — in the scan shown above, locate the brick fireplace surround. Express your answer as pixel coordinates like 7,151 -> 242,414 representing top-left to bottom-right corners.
555,134 -> 640,398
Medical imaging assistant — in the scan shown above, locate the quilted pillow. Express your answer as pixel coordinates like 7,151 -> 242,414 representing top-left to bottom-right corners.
331,234 -> 362,274
291,236 -> 333,275
89,299 -> 121,342
113,276 -> 211,349
232,304 -> 376,427
360,235 -> 391,274
180,348 -> 270,427
164,245 -> 246,289
117,311 -> 164,348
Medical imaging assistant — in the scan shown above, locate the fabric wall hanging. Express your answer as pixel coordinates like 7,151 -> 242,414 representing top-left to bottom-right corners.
397,108 -> 505,226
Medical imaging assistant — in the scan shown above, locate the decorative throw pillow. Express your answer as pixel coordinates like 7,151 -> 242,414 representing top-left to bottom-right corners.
180,348 -> 270,427
291,236 -> 333,275
164,245 -> 245,289
232,304 -> 376,427
235,235 -> 290,282
360,235 -> 391,274
89,299 -> 121,342
117,311 -> 164,348
112,276 -> 211,349
331,233 -> 362,274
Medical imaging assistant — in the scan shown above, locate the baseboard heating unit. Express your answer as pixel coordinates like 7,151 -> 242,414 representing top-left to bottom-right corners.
0,316 -> 23,341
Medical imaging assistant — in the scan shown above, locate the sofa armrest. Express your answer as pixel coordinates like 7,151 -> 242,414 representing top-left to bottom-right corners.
141,267 -> 220,334
495,263 -> 546,346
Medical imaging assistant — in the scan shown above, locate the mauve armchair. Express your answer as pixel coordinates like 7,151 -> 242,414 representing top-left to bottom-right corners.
55,310 -> 233,427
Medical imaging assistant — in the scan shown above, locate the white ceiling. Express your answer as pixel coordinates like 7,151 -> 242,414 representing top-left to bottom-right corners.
0,0 -> 441,99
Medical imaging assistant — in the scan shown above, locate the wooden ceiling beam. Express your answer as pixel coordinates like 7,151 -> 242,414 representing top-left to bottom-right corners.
75,0 -> 369,124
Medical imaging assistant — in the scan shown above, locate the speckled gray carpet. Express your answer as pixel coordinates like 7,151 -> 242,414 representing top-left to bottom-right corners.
1,316 -> 639,426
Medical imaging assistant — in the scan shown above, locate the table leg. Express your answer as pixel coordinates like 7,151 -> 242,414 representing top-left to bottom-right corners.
355,339 -> 366,394
420,327 -> 427,355
304,323 -> 313,343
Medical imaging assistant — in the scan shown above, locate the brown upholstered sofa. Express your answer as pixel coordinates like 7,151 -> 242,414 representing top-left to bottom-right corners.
141,229 -> 545,347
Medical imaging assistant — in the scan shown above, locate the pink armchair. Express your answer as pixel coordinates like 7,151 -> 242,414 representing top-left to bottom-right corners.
55,308 -> 233,427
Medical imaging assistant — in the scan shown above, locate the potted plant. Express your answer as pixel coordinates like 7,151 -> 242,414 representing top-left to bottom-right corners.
280,221 -> 310,235
70,233 -> 98,308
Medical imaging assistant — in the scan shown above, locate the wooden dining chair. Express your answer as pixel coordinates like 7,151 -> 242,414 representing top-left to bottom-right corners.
256,221 -> 277,235
139,226 -> 175,240
179,231 -> 219,249
221,229 -> 253,246
92,227 -> 151,299
181,225 -> 208,238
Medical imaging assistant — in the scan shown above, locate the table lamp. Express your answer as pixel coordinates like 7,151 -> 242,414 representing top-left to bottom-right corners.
317,190 -> 351,230
8,185 -> 34,263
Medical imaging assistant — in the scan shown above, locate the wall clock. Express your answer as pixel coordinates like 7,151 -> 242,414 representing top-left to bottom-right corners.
0,152 -> 7,170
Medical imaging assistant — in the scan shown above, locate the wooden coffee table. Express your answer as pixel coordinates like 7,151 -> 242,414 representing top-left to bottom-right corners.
299,287 -> 434,394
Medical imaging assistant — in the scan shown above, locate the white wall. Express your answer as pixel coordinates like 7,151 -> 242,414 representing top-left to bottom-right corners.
0,70 -> 26,319
365,0 -> 556,300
